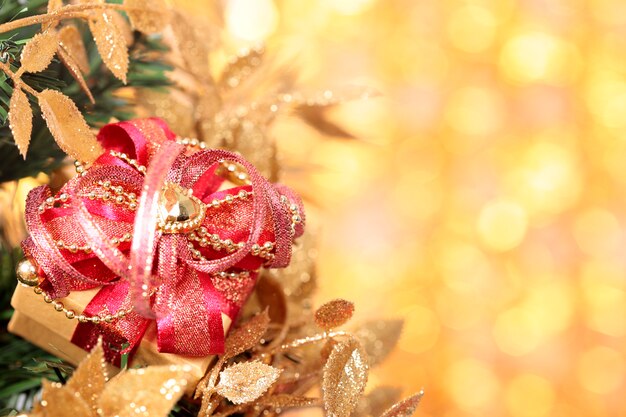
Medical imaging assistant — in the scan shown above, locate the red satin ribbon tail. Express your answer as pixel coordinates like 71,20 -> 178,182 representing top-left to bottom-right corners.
71,283 -> 150,366
154,269 -> 225,355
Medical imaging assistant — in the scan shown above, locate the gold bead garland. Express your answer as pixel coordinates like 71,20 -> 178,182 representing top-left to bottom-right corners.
33,286 -> 132,323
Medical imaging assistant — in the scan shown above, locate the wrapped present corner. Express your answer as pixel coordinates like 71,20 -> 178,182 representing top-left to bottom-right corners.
9,285 -> 223,387
8,118 -> 305,390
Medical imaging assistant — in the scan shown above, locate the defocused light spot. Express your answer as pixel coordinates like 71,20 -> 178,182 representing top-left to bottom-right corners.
577,346 -> 624,394
581,264 -> 626,337
324,0 -> 375,15
446,87 -> 505,135
508,141 -> 580,217
574,208 -> 622,258
447,5 -> 497,53
493,308 -> 543,356
445,358 -> 499,410
226,0 -> 278,41
505,374 -> 555,417
500,32 -> 581,84
436,289 -> 485,330
478,200 -> 528,251
398,305 -> 441,354
524,280 -> 573,335
439,241 -> 493,293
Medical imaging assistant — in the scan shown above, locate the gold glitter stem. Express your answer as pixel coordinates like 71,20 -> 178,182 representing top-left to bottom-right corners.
0,4 -> 157,34
274,330 -> 349,352
0,62 -> 37,96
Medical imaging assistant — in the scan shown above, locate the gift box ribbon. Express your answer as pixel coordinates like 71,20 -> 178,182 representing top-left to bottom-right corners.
22,118 -> 304,365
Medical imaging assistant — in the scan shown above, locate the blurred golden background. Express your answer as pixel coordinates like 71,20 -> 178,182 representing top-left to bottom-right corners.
2,0 -> 623,416
173,0 -> 626,416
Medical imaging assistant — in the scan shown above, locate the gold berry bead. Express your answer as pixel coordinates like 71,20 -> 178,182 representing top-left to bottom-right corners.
16,258 -> 40,287
65,310 -> 75,319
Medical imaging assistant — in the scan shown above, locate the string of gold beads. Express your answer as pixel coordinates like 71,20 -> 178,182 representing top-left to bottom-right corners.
33,286 -> 132,323
188,226 -> 276,260
280,195 -> 303,234
37,192 -> 71,213
74,160 -> 87,176
218,160 -> 251,185
208,189 -> 252,208
55,232 -> 132,253
109,150 -> 147,174
176,136 -> 207,149
87,180 -> 139,210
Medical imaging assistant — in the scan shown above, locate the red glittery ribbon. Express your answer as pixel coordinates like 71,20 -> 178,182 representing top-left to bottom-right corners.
22,118 -> 305,365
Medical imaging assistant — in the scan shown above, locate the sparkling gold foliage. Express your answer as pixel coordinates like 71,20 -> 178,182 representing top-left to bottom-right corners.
17,31 -> 59,75
8,88 -> 33,158
314,299 -> 355,330
1,0 -> 161,159
57,25 -> 91,73
22,341 -> 192,417
88,10 -> 129,83
37,89 -> 102,162
379,392 -> 425,417
322,338 -> 369,417
216,361 -> 282,404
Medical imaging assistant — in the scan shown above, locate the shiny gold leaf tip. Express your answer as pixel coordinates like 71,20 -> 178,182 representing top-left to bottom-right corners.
322,337 -> 369,417
19,31 -> 58,74
379,391 -> 425,417
9,88 -> 33,158
38,89 -> 102,163
224,308 -> 270,358
216,361 -> 282,404
89,11 -> 129,83
124,0 -> 169,34
314,299 -> 355,330
58,25 -> 90,74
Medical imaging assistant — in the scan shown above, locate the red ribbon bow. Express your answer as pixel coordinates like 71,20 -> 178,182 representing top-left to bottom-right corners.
22,118 -> 304,364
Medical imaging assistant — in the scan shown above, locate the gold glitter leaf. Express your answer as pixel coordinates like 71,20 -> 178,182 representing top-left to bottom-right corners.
47,0 -> 63,12
57,48 -> 95,103
379,391 -> 424,417
314,299 -> 355,330
354,319 -> 403,367
64,340 -> 107,412
19,31 -> 58,74
58,25 -> 90,74
89,10 -> 129,83
8,88 -> 33,158
258,394 -> 320,408
169,10 -> 211,78
352,386 -> 403,417
322,337 -> 369,417
218,46 -> 265,90
216,361 -> 282,404
40,379 -> 93,417
111,8 -> 134,46
124,0 -> 168,34
38,89 -> 102,162
224,308 -> 270,358
98,366 -> 192,417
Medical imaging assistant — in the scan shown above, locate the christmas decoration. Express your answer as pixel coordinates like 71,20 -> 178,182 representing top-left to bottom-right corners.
10,117 -> 305,370
0,1 -> 420,417
19,339 -> 193,417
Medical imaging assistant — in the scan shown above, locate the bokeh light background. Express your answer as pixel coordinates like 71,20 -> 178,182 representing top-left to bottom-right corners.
156,1 -> 626,416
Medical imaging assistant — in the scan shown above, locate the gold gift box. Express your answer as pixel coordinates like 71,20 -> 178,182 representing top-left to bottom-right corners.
8,284 -> 229,392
